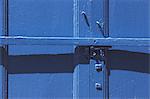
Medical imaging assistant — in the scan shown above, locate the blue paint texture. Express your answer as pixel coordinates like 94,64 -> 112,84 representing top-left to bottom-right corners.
0,65 -> 3,99
0,0 -> 149,99
110,0 -> 150,38
0,0 -> 3,98
9,74 -> 73,99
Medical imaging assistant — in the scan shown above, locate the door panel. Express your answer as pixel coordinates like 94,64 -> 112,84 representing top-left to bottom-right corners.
8,0 -> 74,98
110,71 -> 150,98
109,1 -> 150,97
75,0 -> 103,38
9,74 -> 73,99
73,60 -> 104,99
8,44 -> 74,98
9,0 -> 73,37
0,0 -> 149,99
110,0 -> 150,38
90,0 -> 103,38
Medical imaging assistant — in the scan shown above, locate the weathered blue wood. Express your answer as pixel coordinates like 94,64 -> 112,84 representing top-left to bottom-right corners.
110,71 -> 150,98
0,36 -> 149,47
1,67 -> 7,99
8,0 -> 74,98
0,47 -> 6,99
91,0 -> 103,38
0,46 -> 3,98
108,1 -> 150,98
9,74 -> 73,99
109,0 -> 150,38
89,60 -> 103,98
73,64 -> 90,99
0,66 -> 2,99
9,0 -> 73,37
0,65 -> 4,99
0,0 -> 3,98
0,37 -> 149,54
0,0 -> 149,98
73,60 -> 104,99
0,0 -> 8,98
73,0 -> 103,98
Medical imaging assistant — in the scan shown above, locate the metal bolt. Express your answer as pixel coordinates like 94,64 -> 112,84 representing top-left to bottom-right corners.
100,49 -> 104,57
95,83 -> 102,90
95,63 -> 103,72
93,52 -> 97,56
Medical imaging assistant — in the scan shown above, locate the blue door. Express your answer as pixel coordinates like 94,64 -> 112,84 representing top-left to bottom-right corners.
0,0 -> 150,99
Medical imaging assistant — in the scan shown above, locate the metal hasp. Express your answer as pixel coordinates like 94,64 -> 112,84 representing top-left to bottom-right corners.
74,46 -> 111,99
90,46 -> 110,99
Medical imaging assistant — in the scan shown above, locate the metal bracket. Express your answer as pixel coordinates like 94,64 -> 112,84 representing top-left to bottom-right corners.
75,46 -> 110,99
89,46 -> 111,75
74,46 -> 111,64
90,46 -> 110,99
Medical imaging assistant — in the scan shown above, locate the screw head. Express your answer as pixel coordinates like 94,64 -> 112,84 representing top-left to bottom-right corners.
95,63 -> 103,72
92,52 -> 97,56
95,83 -> 102,90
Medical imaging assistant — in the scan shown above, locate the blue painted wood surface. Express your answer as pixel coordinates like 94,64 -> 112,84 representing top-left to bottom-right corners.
0,65 -> 3,99
0,0 -> 149,99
